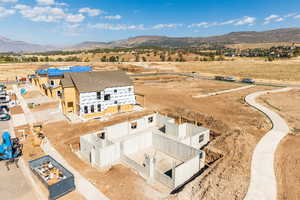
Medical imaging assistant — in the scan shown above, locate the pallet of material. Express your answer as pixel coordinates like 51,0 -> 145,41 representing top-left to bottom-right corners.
29,155 -> 75,200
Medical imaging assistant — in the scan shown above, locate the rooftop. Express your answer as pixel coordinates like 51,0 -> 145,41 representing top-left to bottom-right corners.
61,70 -> 133,93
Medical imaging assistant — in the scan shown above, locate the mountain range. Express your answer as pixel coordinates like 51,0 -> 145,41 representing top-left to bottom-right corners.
1,28 -> 300,53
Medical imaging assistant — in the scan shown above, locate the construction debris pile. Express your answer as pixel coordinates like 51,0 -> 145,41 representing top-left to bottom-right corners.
33,161 -> 66,185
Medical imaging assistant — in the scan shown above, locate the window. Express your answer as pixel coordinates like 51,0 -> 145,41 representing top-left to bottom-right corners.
148,117 -> 153,123
114,89 -> 117,93
84,106 -> 88,114
104,94 -> 110,101
57,91 -> 61,97
114,100 -> 118,104
91,105 -> 95,113
97,104 -> 101,112
97,92 -> 101,100
50,80 -> 54,86
131,122 -> 137,129
199,134 -> 204,143
128,88 -> 131,92
67,102 -> 73,107
97,132 -> 105,139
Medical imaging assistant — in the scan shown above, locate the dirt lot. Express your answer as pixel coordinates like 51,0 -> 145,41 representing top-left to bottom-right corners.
42,113 -> 168,200
140,58 -> 300,83
30,77 -> 276,200
258,89 -> 300,200
135,78 -> 245,97
133,78 -> 275,200
10,106 -> 24,115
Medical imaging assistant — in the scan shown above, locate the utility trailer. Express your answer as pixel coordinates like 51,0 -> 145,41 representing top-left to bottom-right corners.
29,155 -> 75,200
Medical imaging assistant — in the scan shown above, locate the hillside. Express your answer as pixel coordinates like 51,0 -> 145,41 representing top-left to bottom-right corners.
71,28 -> 300,49
1,28 -> 300,52
0,36 -> 55,53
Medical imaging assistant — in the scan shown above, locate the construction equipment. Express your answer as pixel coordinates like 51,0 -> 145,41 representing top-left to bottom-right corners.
0,131 -> 23,170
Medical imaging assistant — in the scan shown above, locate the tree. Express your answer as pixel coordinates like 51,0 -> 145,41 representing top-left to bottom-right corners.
101,56 -> 107,62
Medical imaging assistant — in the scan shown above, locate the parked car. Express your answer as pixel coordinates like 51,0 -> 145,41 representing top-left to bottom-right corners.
224,77 -> 236,82
215,76 -> 225,81
241,78 -> 255,84
0,95 -> 10,103
0,84 -> 6,90
0,105 -> 9,113
0,112 -> 10,121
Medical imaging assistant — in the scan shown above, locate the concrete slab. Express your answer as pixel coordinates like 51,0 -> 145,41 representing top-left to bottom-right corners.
0,162 -> 37,200
12,114 -> 27,127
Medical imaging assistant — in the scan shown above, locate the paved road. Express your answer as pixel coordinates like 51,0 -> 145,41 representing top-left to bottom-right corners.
244,87 -> 292,200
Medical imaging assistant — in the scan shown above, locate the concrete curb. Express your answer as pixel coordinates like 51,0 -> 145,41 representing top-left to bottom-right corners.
244,87 -> 292,200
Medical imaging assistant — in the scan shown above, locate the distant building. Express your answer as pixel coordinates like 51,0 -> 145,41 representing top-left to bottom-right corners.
60,70 -> 136,119
31,66 -> 92,99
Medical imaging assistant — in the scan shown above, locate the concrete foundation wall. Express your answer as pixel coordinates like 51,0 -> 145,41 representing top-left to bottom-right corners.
122,132 -> 152,155
152,133 -> 199,162
154,169 -> 174,189
174,156 -> 200,188
106,121 -> 129,140
98,143 -> 120,167
106,114 -> 157,141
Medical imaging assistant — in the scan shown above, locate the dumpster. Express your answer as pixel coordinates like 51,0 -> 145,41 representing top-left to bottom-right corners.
29,155 -> 75,200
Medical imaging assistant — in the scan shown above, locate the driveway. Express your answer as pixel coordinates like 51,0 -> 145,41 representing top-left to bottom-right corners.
244,88 -> 292,200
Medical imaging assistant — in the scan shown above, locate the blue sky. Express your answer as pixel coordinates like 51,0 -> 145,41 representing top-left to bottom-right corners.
0,0 -> 300,45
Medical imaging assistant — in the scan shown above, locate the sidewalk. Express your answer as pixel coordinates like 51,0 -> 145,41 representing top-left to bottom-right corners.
244,88 -> 292,200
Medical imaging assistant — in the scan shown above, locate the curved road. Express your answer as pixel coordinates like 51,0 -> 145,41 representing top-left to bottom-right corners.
244,87 -> 292,200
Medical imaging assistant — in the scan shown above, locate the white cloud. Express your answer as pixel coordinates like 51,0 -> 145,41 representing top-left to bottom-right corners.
36,0 -> 67,6
89,23 -> 145,31
104,14 -> 122,20
79,7 -> 102,16
15,5 -> 65,22
65,13 -> 85,23
220,19 -> 236,25
265,14 -> 279,21
294,15 -> 300,19
0,6 -> 15,18
234,16 -> 256,25
284,13 -> 296,18
188,22 -> 209,28
36,0 -> 55,5
263,14 -> 286,24
0,0 -> 17,3
152,23 -> 182,29
15,4 -> 84,23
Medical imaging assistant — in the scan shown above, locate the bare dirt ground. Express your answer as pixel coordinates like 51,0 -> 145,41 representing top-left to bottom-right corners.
27,76 -> 276,200
134,79 -> 274,200
138,58 -> 300,84
23,90 -> 41,99
134,78 -> 245,97
10,106 -> 24,115
258,89 -> 300,200
30,101 -> 59,112
42,114 -> 168,200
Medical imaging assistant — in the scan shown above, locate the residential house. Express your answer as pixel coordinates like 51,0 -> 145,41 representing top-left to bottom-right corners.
60,70 -> 136,119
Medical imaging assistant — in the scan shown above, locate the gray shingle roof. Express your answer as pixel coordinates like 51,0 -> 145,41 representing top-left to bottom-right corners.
61,70 -> 133,92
